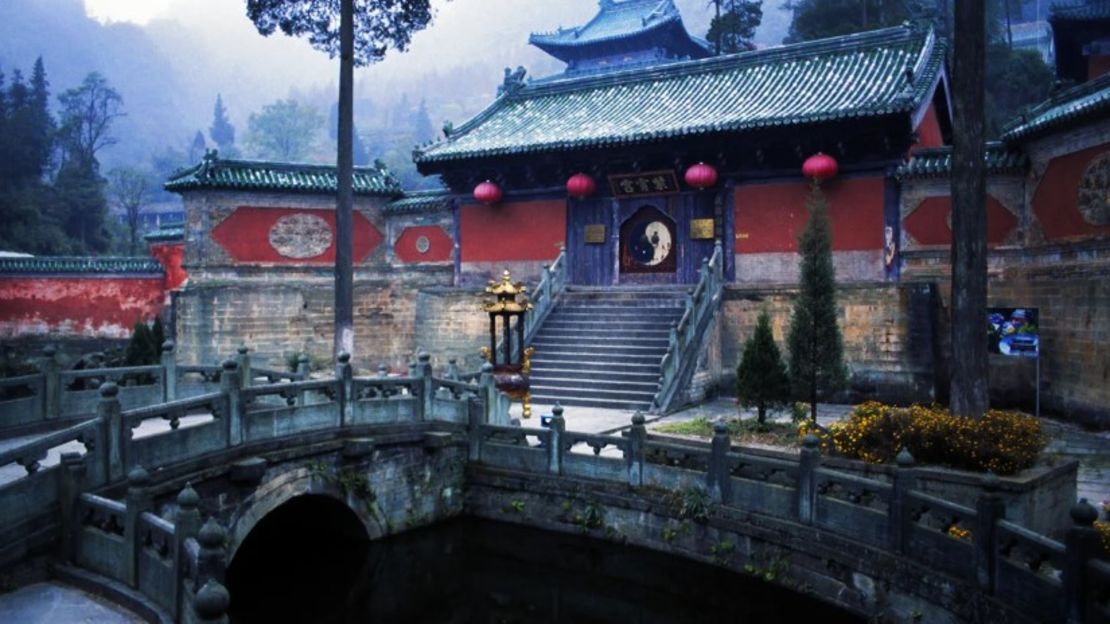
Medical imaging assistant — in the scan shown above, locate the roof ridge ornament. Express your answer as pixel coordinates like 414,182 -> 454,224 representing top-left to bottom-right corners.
497,66 -> 528,97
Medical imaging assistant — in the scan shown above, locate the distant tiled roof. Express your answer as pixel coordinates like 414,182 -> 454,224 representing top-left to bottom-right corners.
383,190 -> 452,215
896,143 -> 1028,179
1001,74 -> 1110,142
165,152 -> 402,196
143,223 -> 184,243
416,25 -> 945,166
1050,1 -> 1110,21
0,256 -> 163,275
532,0 -> 682,47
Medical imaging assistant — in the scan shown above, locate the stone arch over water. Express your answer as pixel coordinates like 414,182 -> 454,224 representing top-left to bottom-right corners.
226,493 -> 370,622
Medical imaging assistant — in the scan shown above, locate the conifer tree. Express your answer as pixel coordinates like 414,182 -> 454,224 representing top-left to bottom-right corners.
787,181 -> 847,422
737,309 -> 791,425
209,94 -> 236,150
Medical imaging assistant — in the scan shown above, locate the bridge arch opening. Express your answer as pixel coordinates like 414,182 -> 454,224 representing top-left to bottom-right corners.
226,494 -> 369,623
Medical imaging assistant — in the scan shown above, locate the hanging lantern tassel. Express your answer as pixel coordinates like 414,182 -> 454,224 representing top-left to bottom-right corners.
684,162 -> 719,189
566,172 -> 597,199
802,152 -> 839,182
473,180 -> 503,206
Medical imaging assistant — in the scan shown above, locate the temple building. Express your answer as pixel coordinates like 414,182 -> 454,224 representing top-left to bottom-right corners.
139,0 -> 1110,423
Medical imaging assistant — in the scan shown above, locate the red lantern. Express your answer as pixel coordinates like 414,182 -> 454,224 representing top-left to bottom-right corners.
802,152 -> 838,181
684,162 -> 718,189
473,180 -> 502,205
566,172 -> 596,199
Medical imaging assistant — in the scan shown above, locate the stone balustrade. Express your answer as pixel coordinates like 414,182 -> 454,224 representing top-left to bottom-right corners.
0,348 -> 1106,623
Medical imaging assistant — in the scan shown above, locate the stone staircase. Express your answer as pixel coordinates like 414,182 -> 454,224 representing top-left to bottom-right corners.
527,287 -> 686,411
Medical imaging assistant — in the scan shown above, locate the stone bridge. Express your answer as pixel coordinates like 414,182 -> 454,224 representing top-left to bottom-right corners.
0,347 -> 1107,624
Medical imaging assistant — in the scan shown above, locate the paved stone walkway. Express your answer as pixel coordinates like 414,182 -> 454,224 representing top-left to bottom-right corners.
0,582 -> 143,623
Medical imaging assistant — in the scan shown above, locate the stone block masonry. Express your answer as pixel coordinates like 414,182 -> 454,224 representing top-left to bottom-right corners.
719,282 -> 938,405
175,272 -> 451,374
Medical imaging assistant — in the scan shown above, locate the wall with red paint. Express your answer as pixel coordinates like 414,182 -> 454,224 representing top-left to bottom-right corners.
0,276 -> 165,338
914,103 -> 945,149
1090,55 -> 1110,81
210,206 -> 383,264
903,195 -> 1017,246
394,225 -> 453,263
459,200 -> 566,262
149,242 -> 188,289
1032,143 -> 1110,240
734,177 -> 885,254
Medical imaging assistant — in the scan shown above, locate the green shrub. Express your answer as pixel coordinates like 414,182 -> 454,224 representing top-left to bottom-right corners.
737,310 -> 790,424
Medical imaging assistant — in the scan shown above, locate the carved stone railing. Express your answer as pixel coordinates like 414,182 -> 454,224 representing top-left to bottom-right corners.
2,343 -> 1105,623
470,417 -> 1106,624
651,240 -> 724,414
523,245 -> 567,346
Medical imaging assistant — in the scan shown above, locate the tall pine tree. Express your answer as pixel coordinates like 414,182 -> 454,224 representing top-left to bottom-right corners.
706,0 -> 763,54
209,94 -> 236,151
787,181 -> 847,422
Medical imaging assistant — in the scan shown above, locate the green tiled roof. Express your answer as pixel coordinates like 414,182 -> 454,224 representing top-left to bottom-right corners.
165,152 -> 402,196
384,190 -> 452,215
416,25 -> 945,165
896,142 -> 1028,179
531,0 -> 684,48
143,223 -> 184,243
0,256 -> 163,275
1050,1 -> 1110,21
1001,74 -> 1110,142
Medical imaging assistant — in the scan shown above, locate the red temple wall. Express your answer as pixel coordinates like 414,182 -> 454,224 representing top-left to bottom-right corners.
394,225 -> 453,263
1032,142 -> 1110,240
149,242 -> 188,289
1090,55 -> 1110,81
0,276 -> 165,338
210,206 -> 383,264
914,103 -> 945,149
903,195 -> 1017,246
733,177 -> 885,254
459,200 -> 566,262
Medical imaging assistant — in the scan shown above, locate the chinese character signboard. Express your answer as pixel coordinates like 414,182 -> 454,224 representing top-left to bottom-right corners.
988,307 -> 1039,357
608,170 -> 680,197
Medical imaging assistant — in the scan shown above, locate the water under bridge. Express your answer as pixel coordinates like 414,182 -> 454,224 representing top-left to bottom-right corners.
0,346 -> 1107,624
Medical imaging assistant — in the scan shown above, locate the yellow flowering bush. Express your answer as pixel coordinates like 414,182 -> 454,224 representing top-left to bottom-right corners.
799,401 -> 1047,475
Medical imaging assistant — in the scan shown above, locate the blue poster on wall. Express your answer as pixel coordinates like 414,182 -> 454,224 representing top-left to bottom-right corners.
988,308 -> 1039,357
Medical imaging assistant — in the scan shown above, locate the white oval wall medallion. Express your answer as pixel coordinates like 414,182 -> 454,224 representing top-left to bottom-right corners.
268,213 -> 333,259
415,235 -> 431,254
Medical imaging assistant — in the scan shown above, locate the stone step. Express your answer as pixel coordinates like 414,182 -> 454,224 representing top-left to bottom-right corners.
529,392 -> 652,412
528,375 -> 658,391
529,361 -> 660,375
557,299 -> 686,308
530,351 -> 662,365
534,328 -> 672,340
547,308 -> 683,320
530,342 -> 668,356
541,320 -> 677,332
530,384 -> 655,404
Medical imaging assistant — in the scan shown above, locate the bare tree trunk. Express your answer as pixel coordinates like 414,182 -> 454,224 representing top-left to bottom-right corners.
334,0 -> 355,360
949,0 -> 989,418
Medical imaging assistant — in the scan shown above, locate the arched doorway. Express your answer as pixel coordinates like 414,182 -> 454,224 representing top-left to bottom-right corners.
619,204 -> 677,280
226,494 -> 369,623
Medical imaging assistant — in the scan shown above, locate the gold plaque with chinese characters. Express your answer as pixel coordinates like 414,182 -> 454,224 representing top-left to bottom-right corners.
584,224 -> 607,244
608,170 -> 680,197
689,218 -> 715,240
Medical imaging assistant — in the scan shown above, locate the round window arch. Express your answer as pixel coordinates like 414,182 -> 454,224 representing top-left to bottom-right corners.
619,205 -> 676,274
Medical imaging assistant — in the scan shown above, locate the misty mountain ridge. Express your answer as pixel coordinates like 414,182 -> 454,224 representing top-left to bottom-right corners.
0,0 -> 789,185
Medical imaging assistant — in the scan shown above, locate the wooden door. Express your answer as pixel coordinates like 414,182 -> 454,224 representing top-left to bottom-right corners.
566,197 -> 615,285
